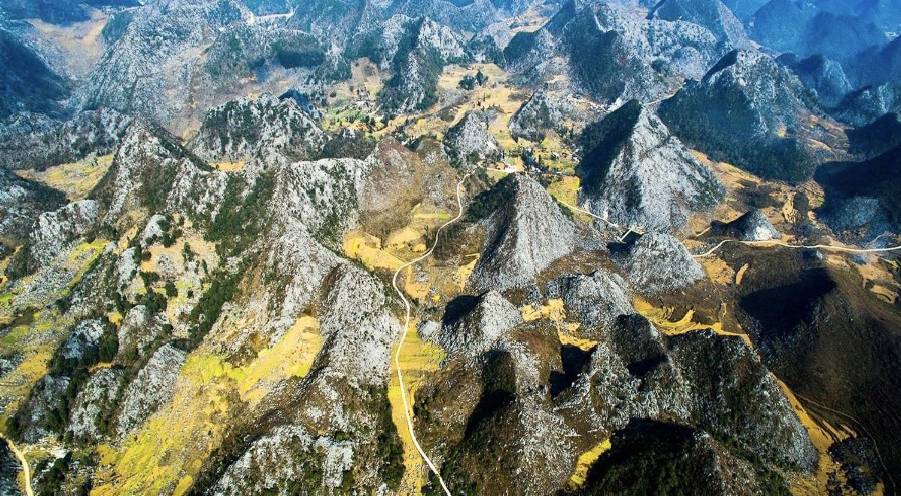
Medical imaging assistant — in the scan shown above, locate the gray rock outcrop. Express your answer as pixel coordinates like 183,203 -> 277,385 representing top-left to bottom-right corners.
578,100 -> 724,233
438,291 -> 524,357
612,232 -> 704,294
116,343 -> 186,438
469,174 -> 576,292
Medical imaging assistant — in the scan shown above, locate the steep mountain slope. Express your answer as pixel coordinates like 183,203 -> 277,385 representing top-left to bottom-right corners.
658,49 -> 828,182
576,100 -> 724,233
189,93 -> 326,165
0,26 -> 70,120
504,0 -> 731,104
648,0 -> 751,50
468,173 -> 576,291
1,1 -> 899,494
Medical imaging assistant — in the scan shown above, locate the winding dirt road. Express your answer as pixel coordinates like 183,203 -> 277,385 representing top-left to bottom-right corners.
389,167 -> 899,494
391,172 -> 471,496
0,434 -> 33,496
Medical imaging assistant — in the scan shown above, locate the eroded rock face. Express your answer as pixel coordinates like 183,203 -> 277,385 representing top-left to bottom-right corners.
469,174 -> 576,292
649,0 -> 750,49
67,367 -> 126,443
115,343 -> 186,438
0,108 -> 131,171
0,168 -> 65,246
659,49 -> 823,182
712,209 -> 780,241
24,200 -> 98,270
578,100 -> 724,233
815,145 -> 901,240
612,232 -> 704,294
96,123 -> 227,225
210,425 -> 354,496
438,291 -> 524,357
443,109 -> 502,168
116,306 -> 171,359
833,82 -> 901,127
509,89 -> 600,142
59,319 -> 106,364
16,375 -> 70,443
316,264 -> 401,386
546,270 -> 632,330
505,2 -> 730,104
189,93 -> 326,165
377,16 -> 471,112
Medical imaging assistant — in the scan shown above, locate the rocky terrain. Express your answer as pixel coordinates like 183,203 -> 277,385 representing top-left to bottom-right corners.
0,0 -> 899,495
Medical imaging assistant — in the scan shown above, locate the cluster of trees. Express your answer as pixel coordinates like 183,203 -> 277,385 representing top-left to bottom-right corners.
459,70 -> 488,91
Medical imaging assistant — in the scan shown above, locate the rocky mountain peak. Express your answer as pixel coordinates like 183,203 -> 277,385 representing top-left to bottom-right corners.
648,0 -> 751,49
578,100 -> 724,232
660,49 -> 827,182
612,232 -> 704,294
711,209 -> 780,241
189,93 -> 326,166
469,173 -> 576,291
444,109 -> 502,168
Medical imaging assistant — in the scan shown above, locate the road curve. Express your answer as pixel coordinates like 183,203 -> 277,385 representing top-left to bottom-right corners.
0,434 -> 33,496
692,238 -> 901,258
391,172 -> 471,496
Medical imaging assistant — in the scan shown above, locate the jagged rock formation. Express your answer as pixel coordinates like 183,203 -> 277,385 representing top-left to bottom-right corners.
2,1 -> 896,493
648,0 -> 751,49
14,375 -> 70,443
0,108 -> 132,171
710,209 -> 779,241
66,368 -> 126,443
0,168 -> 66,245
438,291 -> 524,357
509,89 -> 600,142
577,100 -> 724,233
504,1 -> 731,104
443,109 -> 501,167
115,343 -> 187,438
779,54 -> 853,109
468,174 -> 576,291
16,200 -> 98,273
612,232 -> 704,294
376,16 -> 470,112
189,93 -> 326,165
545,270 -> 632,330
93,123 -> 227,224
200,264 -> 404,494
659,49 -> 824,182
